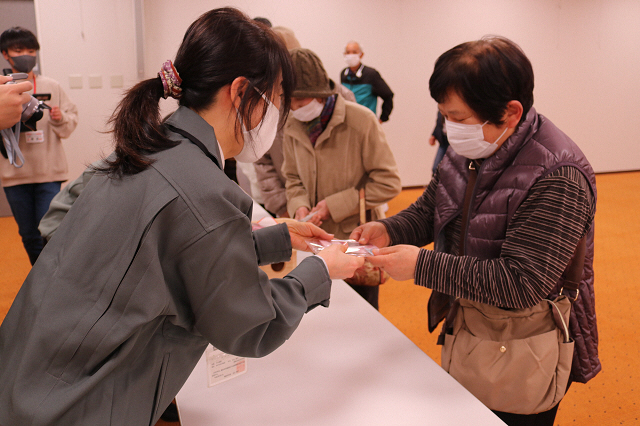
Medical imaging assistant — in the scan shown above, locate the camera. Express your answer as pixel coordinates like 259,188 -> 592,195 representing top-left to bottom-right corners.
3,72 -> 51,130
1,72 -> 53,167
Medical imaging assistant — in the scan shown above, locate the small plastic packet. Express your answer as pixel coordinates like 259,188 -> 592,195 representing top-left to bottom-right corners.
306,239 -> 378,257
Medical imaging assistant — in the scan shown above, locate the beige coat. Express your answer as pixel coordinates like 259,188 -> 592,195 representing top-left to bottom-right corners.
283,94 -> 401,238
255,85 -> 356,217
0,75 -> 78,187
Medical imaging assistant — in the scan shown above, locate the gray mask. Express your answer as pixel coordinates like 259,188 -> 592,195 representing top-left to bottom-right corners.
9,55 -> 37,73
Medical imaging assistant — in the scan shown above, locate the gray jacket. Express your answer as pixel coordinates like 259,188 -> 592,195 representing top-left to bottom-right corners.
38,160 -> 100,241
0,106 -> 331,425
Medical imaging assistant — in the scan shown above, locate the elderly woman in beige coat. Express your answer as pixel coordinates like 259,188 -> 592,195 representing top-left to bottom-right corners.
282,48 -> 401,308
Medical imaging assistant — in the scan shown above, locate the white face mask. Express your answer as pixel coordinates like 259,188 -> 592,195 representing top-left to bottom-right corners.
444,119 -> 510,159
344,53 -> 361,68
235,92 -> 280,163
291,99 -> 324,122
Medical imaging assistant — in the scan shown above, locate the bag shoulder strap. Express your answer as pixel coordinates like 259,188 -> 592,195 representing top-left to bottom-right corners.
547,299 -> 571,343
430,160 -> 477,335
560,234 -> 587,301
458,161 -> 478,256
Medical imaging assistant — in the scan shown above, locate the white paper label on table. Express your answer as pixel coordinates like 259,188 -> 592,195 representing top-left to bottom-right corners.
205,345 -> 247,387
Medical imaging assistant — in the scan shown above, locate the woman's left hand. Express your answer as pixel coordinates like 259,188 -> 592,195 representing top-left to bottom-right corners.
366,245 -> 421,281
279,219 -> 334,252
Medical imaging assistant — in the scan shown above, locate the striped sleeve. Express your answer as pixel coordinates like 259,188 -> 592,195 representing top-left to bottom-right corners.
379,171 -> 439,247
414,166 -> 595,309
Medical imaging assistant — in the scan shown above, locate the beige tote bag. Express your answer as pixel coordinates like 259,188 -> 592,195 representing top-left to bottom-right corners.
441,296 -> 574,414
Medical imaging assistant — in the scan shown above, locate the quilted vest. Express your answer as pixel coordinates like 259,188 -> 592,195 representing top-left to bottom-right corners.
435,108 -> 600,383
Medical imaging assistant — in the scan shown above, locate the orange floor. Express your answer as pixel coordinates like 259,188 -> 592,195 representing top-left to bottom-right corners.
1,171 -> 639,425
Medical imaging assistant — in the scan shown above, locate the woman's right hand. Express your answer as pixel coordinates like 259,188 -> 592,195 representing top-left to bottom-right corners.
317,244 -> 365,280
0,76 -> 33,130
349,222 -> 390,248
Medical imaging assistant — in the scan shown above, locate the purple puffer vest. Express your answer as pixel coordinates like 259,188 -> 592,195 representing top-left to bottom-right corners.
435,108 -> 600,383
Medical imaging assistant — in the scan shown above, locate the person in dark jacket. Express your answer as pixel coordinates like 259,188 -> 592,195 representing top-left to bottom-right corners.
340,41 -> 394,123
352,36 -> 599,425
428,111 -> 449,175
0,8 -> 364,425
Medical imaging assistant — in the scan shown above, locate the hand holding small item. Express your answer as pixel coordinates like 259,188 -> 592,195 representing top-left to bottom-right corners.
366,245 -> 421,281
294,206 -> 310,221
305,238 -> 384,284
349,221 -> 391,249
0,75 -> 33,130
308,200 -> 330,226
276,219 -> 364,279
279,218 -> 333,252
316,243 -> 365,280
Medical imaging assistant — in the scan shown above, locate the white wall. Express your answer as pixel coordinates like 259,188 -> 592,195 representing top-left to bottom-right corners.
36,0 -> 640,187
33,0 -> 138,181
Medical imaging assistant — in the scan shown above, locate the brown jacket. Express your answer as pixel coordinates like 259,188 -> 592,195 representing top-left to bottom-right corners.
283,94 -> 401,238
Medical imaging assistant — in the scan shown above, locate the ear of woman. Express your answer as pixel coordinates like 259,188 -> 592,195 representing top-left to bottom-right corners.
490,100 -> 524,149
198,77 -> 249,159
229,76 -> 248,111
504,100 -> 523,128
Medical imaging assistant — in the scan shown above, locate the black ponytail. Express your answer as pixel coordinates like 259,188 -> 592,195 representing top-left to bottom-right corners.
99,7 -> 294,177
98,77 -> 178,176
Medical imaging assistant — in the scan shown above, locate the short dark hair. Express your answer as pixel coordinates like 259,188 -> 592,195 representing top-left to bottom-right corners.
103,7 -> 294,176
0,27 -> 40,53
429,36 -> 534,126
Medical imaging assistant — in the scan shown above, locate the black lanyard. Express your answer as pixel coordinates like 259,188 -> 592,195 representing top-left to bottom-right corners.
165,123 -> 221,169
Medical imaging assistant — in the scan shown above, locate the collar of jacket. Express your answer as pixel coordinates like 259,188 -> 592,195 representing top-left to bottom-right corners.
164,106 -> 224,169
470,106 -> 596,211
470,107 -> 540,182
435,108 -> 541,234
343,64 -> 365,78
285,94 -> 347,151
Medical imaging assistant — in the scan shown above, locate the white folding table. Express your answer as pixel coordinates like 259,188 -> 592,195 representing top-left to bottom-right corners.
176,250 -> 505,425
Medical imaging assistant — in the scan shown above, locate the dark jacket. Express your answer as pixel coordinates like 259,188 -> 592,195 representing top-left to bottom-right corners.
340,65 -> 394,122
435,108 -> 599,383
0,106 -> 332,425
431,112 -> 449,149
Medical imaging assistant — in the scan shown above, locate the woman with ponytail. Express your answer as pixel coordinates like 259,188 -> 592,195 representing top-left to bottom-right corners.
0,8 -> 363,425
